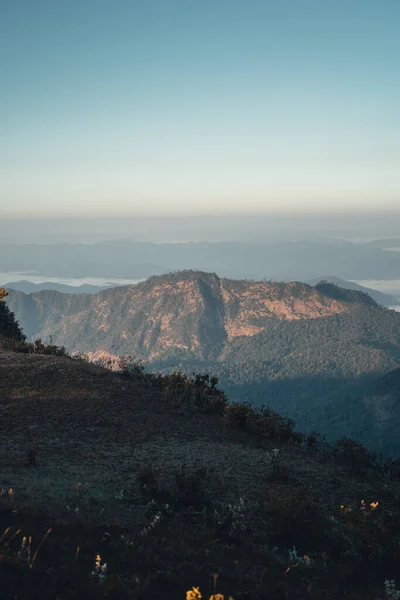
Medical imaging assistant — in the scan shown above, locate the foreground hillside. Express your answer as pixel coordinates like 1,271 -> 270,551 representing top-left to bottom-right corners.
1,351 -> 400,599
6,271 -> 400,453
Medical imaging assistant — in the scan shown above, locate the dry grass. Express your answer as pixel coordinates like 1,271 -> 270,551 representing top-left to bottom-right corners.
1,352 -> 399,599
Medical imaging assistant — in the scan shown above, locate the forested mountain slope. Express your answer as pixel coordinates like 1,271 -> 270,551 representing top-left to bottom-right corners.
6,271 -> 382,360
308,366 -> 400,456
307,276 -> 400,306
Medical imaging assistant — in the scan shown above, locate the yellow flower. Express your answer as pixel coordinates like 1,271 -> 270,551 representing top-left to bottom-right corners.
186,587 -> 202,600
209,595 -> 224,600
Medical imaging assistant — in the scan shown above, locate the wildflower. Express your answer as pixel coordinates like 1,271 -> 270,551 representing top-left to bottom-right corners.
370,501 -> 379,510
91,553 -> 107,583
186,587 -> 202,600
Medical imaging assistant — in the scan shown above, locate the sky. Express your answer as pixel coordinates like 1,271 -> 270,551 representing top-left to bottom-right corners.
1,0 -> 399,217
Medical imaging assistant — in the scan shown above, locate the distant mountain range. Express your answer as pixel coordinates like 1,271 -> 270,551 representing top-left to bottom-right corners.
3,280 -> 108,294
363,238 -> 400,249
307,276 -> 400,306
6,271 -> 400,453
4,275 -> 399,307
2,238 -> 400,281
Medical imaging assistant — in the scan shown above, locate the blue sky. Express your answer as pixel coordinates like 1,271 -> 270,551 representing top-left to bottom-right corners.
1,0 -> 399,217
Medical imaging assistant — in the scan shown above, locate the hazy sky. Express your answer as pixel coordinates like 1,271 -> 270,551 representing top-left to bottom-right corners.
1,0 -> 399,217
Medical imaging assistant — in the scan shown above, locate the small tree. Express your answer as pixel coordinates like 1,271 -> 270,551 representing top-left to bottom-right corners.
0,288 -> 26,342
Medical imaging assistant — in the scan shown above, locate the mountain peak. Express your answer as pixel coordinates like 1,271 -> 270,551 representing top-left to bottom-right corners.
6,272 -> 370,362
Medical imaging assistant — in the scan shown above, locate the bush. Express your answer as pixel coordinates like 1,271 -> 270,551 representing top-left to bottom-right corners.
12,338 -> 67,357
160,371 -> 228,414
334,437 -> 376,474
136,461 -> 230,524
118,355 -> 147,379
266,482 -> 315,538
0,288 -> 25,343
172,463 -> 224,509
223,401 -> 296,442
337,499 -> 394,564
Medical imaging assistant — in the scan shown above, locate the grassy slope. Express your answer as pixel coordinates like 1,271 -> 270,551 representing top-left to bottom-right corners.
1,352 -> 400,599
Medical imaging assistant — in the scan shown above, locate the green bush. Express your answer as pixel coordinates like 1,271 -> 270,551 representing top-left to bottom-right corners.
160,371 -> 228,414
118,355 -> 147,379
223,401 -> 296,442
334,437 -> 376,473
13,338 -> 67,357
0,288 -> 25,343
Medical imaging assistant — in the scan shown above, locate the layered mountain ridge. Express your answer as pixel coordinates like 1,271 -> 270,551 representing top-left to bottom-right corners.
6,270 -> 368,360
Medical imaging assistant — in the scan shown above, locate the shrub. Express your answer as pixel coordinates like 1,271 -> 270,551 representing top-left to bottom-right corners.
160,371 -> 228,414
118,355 -> 147,380
223,401 -> 295,442
135,461 -> 232,535
13,338 -> 67,357
173,464 -> 220,508
334,437 -> 376,474
337,499 -> 391,563
266,482 -> 318,539
0,288 -> 25,343
383,458 -> 400,481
